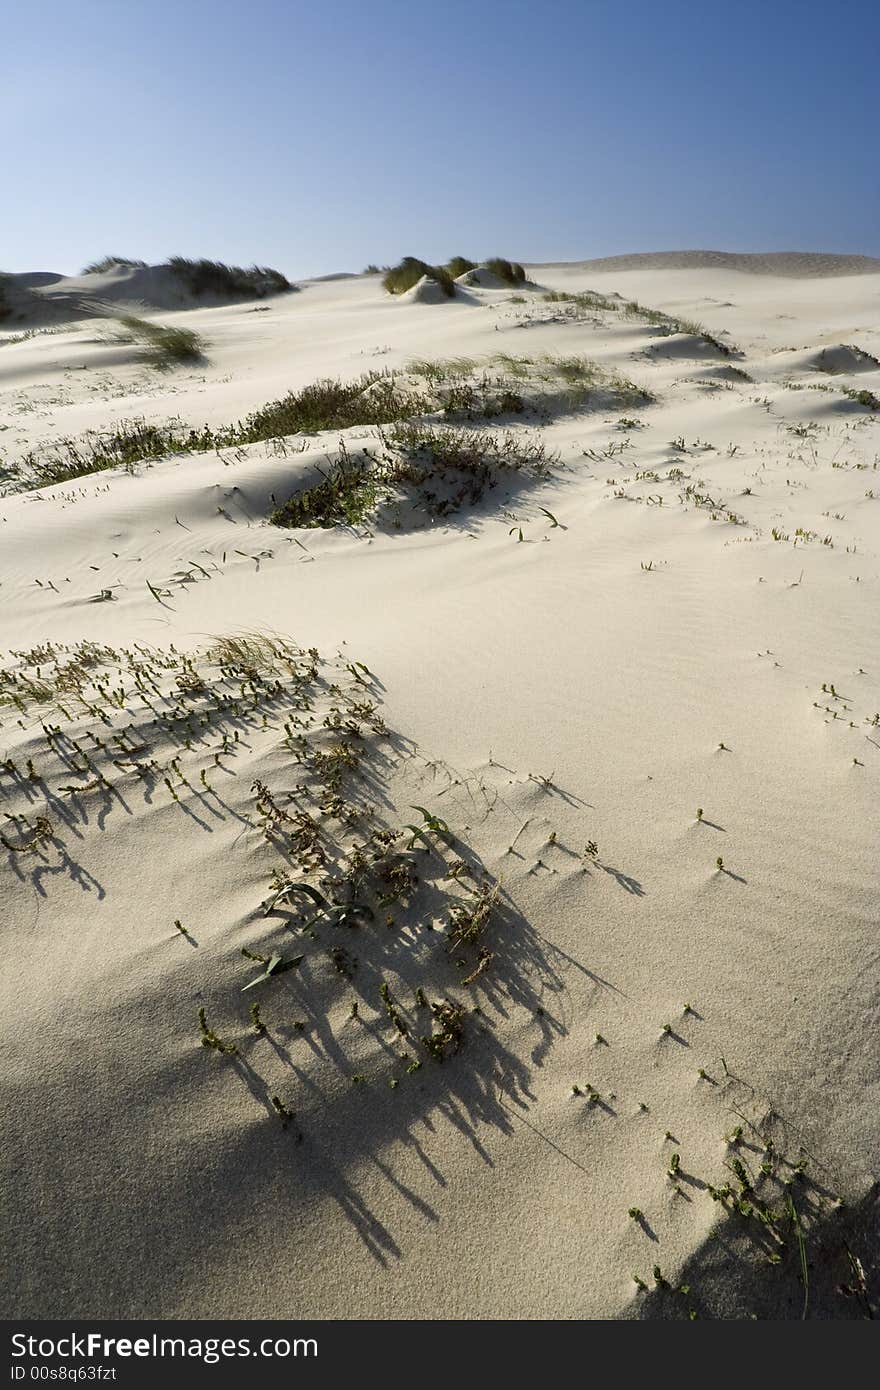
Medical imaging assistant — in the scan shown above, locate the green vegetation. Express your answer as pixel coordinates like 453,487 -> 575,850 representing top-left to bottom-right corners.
483,257 -> 526,285
381,255 -> 528,293
13,374 -> 426,489
269,443 -> 378,529
113,313 -> 204,367
167,256 -> 293,299
622,298 -> 736,356
538,287 -> 738,355
0,272 -> 13,322
382,257 -> 455,297
843,386 -> 880,410
1,633 -> 506,1108
81,256 -> 148,274
541,288 -> 618,313
445,256 -> 477,279
9,353 -> 651,492
17,420 -> 206,488
198,1007 -> 238,1056
236,372 -> 426,441
407,357 -> 477,385
270,424 -> 553,529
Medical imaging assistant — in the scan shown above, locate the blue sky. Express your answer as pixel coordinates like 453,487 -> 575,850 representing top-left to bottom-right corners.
5,0 -> 878,277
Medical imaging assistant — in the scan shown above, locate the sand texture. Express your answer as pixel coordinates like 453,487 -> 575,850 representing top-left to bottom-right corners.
1,254 -> 878,1319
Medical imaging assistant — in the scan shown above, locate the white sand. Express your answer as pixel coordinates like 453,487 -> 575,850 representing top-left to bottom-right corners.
1,255 -> 878,1319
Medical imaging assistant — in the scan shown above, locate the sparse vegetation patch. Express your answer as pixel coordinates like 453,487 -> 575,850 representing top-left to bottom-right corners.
270,424 -> 554,529
112,313 -> 205,367
843,387 -> 880,410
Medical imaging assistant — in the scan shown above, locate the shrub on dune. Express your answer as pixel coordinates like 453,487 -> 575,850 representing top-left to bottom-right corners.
270,422 -> 554,530
382,257 -> 455,297
166,256 -> 293,299
81,256 -> 148,274
238,373 -> 426,440
445,256 -> 477,279
483,257 -> 527,286
843,386 -> 880,410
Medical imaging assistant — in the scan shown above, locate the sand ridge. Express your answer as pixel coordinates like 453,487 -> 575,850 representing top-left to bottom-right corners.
531,250 -> 880,277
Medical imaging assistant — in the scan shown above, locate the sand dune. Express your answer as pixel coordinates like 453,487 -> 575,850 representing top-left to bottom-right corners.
535,250 -> 880,277
1,255 -> 878,1320
1,259 -> 295,329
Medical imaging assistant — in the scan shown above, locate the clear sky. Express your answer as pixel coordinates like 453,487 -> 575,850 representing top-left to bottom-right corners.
4,0 -> 878,278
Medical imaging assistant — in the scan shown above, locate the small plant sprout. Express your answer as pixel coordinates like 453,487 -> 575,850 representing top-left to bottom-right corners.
683,1002 -> 695,1015
628,1207 -> 644,1222
697,1068 -> 710,1081
348,1000 -> 359,1020
667,1152 -> 681,1179
241,950 -> 304,991
652,1266 -> 668,1288
632,1274 -> 648,1291
661,1022 -> 673,1036
404,805 -> 454,850
198,1007 -> 238,1056
250,1002 -> 266,1034
718,741 -> 729,751
716,856 -> 724,872
174,919 -> 190,938
595,1033 -> 608,1046
696,808 -> 703,822
270,1095 -> 292,1129
379,981 -> 408,1035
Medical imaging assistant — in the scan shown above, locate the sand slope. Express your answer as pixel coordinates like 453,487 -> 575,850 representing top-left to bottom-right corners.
1,258 -> 878,1319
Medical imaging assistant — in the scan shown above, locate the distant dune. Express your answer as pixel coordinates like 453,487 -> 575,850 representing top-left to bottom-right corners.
532,249 -> 880,277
